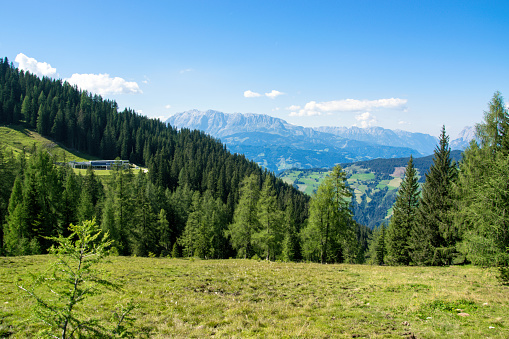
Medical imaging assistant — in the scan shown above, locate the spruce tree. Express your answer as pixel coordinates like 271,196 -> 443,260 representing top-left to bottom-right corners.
386,156 -> 420,265
410,126 -> 457,265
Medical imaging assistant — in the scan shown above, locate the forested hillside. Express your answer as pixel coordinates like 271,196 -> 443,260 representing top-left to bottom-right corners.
0,57 -> 311,259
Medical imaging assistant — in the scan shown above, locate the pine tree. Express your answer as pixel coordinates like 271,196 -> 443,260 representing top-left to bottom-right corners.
386,156 -> 420,265
410,126 -> 457,265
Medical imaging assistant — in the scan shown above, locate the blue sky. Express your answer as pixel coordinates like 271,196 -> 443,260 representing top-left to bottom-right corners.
2,1 -> 509,137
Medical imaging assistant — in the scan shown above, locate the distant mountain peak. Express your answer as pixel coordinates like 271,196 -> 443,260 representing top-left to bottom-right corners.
450,126 -> 476,150
166,110 -> 424,172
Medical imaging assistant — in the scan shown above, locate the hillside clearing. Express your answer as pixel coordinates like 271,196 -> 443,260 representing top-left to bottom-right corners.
0,125 -> 95,162
1,256 -> 508,338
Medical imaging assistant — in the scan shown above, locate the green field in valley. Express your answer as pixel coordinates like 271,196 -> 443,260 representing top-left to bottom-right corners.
1,256 -> 508,338
279,163 -> 423,228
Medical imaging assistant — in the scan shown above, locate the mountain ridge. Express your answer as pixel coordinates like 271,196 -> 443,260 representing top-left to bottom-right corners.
166,110 -> 425,171
166,110 -> 473,172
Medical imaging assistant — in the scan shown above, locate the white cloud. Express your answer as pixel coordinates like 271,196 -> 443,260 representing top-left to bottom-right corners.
398,120 -> 411,125
244,90 -> 262,98
296,98 -> 407,116
505,103 -> 509,110
180,68 -> 194,74
354,112 -> 377,128
165,104 -> 172,109
286,105 -> 301,110
265,90 -> 284,99
15,53 -> 57,77
289,109 -> 321,117
272,107 -> 280,111
66,73 -> 142,96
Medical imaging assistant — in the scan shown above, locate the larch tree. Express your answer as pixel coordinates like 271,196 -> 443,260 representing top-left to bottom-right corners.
455,92 -> 509,279
301,165 -> 355,263
226,174 -> 260,258
254,179 -> 283,260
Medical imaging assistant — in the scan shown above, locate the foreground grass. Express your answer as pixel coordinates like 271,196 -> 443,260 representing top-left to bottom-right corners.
1,256 -> 508,338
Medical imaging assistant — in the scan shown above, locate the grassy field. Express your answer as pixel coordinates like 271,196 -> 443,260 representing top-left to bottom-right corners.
1,256 -> 508,338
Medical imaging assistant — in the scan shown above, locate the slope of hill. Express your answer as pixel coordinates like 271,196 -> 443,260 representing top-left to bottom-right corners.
0,125 -> 95,162
166,110 -> 423,172
279,150 -> 463,229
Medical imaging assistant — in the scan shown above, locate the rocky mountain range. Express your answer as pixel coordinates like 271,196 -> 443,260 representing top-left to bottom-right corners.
166,110 -> 473,172
450,126 -> 476,150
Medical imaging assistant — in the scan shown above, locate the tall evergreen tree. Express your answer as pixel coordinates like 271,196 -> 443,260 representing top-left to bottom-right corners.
386,156 -> 420,265
410,126 -> 457,265
455,92 -> 509,274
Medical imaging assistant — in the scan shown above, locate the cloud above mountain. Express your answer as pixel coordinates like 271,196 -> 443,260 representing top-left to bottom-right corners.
244,89 -> 285,98
289,98 -> 407,117
15,53 -> 57,77
355,112 -> 377,128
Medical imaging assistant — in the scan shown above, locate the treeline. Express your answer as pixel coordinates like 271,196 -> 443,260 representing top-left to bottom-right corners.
0,57 -> 310,259
367,92 -> 509,280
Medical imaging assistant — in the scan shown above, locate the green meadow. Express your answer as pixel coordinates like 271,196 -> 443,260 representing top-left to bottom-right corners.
0,125 -> 95,162
1,256 -> 508,338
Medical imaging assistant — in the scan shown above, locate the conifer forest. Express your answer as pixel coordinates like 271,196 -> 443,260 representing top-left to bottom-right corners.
1,57 -> 508,279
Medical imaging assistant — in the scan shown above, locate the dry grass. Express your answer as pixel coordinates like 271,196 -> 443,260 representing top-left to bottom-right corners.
1,256 -> 508,338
